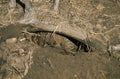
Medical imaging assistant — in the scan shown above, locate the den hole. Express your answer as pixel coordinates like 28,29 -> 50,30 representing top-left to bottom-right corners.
28,31 -> 91,53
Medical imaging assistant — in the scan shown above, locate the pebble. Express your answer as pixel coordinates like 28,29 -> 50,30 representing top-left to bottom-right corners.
6,38 -> 17,44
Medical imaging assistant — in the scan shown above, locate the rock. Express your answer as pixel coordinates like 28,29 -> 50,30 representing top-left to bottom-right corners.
6,38 -> 17,44
108,44 -> 120,61
108,44 -> 120,53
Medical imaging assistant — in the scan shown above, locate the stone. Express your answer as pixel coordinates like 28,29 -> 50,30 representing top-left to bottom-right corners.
6,38 -> 17,44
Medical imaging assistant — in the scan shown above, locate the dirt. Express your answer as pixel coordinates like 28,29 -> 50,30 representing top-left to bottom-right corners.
0,22 -> 119,79
23,46 -> 119,79
0,0 -> 120,79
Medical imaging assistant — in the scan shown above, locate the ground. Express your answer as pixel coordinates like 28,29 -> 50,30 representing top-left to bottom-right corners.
0,0 -> 120,79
